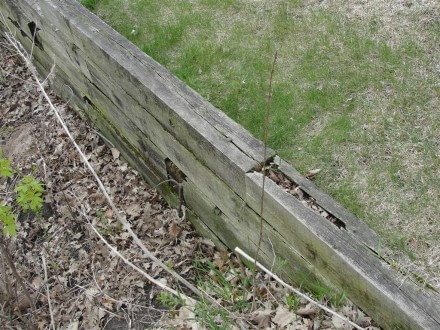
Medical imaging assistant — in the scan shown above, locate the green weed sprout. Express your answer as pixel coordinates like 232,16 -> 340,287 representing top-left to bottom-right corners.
0,151 -> 44,237
0,204 -> 17,236
15,176 -> 44,213
0,150 -> 14,178
157,291 -> 184,309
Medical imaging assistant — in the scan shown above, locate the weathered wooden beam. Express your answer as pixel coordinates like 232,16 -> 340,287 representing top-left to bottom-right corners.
2,0 -> 275,199
1,1 -> 439,329
246,172 -> 440,329
278,160 -> 380,250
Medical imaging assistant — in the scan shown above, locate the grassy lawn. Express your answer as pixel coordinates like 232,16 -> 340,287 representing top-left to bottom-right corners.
83,0 -> 439,288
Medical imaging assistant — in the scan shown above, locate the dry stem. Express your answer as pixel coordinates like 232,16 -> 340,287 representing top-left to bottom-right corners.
41,254 -> 55,330
252,51 -> 278,308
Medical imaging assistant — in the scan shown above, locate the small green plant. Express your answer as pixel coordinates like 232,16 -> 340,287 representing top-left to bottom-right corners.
195,300 -> 231,330
15,176 -> 44,212
285,293 -> 300,311
0,151 -> 44,237
193,258 -> 248,310
0,150 -> 14,178
331,291 -> 347,308
308,280 -> 347,307
156,291 -> 184,310
0,204 -> 17,236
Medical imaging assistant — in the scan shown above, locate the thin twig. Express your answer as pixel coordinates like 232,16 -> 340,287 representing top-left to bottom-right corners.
40,64 -> 55,89
236,247 -> 365,330
41,254 -> 55,330
252,51 -> 278,308
92,129 -> 115,148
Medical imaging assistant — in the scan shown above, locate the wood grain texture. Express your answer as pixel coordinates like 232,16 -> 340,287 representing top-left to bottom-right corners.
1,1 -> 439,329
279,159 -> 381,251
246,171 -> 440,329
3,0 -> 272,197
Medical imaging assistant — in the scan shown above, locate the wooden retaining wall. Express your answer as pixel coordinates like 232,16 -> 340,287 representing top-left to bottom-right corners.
1,1 -> 439,328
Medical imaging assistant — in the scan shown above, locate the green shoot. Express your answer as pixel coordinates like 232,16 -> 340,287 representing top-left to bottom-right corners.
156,291 -> 184,310
195,300 -> 230,330
0,204 -> 17,237
285,294 -> 300,311
15,175 -> 44,213
0,150 -> 14,178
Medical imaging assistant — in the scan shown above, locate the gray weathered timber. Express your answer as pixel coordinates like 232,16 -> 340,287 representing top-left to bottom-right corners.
278,160 -> 380,251
182,179 -> 321,288
246,172 -> 440,329
1,0 -> 439,329
3,0 -> 274,199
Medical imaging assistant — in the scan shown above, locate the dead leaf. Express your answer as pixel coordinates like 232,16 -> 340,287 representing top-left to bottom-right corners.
14,295 -> 31,312
101,297 -> 114,310
272,306 -> 296,327
63,321 -> 79,330
126,203 -> 141,217
332,314 -> 351,330
110,148 -> 120,160
290,186 -> 305,199
305,168 -> 321,179
296,304 -> 318,317
169,221 -> 182,238
251,309 -> 272,328
213,250 -> 229,269
268,171 -> 279,183
104,208 -> 113,218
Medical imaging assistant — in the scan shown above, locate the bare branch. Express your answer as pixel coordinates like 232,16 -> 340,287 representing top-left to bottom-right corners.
252,50 -> 278,309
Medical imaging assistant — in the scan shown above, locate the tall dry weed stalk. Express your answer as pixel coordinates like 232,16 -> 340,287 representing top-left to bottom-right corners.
252,51 -> 278,308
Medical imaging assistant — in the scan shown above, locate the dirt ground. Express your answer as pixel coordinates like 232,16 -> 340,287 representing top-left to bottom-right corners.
0,42 -> 377,329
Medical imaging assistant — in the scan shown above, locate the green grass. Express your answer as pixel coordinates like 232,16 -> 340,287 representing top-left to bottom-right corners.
156,291 -> 185,310
81,0 -> 98,11
83,0 -> 440,287
193,257 -> 250,312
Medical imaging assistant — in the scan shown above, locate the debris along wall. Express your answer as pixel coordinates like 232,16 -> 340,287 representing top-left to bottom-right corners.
1,0 -> 439,328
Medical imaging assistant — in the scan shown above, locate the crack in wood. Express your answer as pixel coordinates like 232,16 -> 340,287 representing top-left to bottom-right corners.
258,161 -> 347,229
